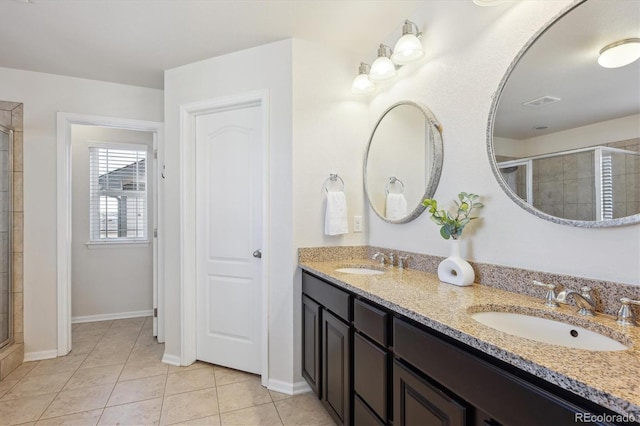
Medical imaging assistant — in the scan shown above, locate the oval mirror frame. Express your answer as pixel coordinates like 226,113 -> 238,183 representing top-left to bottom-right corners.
487,0 -> 640,228
364,101 -> 444,224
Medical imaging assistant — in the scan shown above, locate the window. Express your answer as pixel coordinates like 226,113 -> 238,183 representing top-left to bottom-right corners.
89,144 -> 148,243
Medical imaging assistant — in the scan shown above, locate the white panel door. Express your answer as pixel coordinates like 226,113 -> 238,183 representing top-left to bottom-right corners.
195,105 -> 263,374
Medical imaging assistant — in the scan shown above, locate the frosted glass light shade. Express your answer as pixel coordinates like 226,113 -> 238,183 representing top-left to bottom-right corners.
352,74 -> 375,94
391,34 -> 424,64
598,39 -> 640,68
370,56 -> 396,81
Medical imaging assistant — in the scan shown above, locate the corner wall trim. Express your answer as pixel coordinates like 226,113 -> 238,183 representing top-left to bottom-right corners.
24,350 -> 58,362
161,353 -> 181,366
267,379 -> 312,396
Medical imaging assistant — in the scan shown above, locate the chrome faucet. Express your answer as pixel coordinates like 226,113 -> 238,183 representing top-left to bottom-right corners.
555,286 -> 596,316
372,252 -> 388,265
532,280 -> 559,308
398,255 -> 409,270
616,297 -> 640,326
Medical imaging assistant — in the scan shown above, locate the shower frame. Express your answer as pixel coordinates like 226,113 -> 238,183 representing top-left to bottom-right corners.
498,145 -> 638,221
0,125 -> 13,351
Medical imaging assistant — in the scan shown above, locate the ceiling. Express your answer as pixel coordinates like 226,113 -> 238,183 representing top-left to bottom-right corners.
0,0 -> 423,89
494,0 -> 640,140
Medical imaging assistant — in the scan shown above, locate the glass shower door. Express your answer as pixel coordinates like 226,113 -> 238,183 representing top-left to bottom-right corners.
0,126 -> 12,350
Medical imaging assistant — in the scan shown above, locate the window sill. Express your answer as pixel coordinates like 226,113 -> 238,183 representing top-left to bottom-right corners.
85,241 -> 150,249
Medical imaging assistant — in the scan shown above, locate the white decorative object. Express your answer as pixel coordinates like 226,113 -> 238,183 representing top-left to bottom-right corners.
437,239 -> 475,286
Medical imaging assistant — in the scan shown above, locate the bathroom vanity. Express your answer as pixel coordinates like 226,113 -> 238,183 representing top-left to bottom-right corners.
299,260 -> 640,426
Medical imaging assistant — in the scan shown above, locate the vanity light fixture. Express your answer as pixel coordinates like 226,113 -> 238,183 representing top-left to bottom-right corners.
598,38 -> 640,68
351,62 -> 376,94
369,44 -> 397,82
391,20 -> 424,65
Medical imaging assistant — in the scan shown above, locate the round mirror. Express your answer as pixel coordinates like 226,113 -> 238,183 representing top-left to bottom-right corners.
364,101 -> 443,223
488,0 -> 640,227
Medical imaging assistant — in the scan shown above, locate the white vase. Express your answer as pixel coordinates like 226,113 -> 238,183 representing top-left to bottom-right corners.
437,238 -> 475,286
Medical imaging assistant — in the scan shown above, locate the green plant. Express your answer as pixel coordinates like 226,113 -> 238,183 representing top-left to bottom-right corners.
422,192 -> 484,240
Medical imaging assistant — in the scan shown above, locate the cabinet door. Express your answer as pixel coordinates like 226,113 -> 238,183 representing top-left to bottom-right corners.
394,359 -> 467,426
302,295 -> 321,397
354,333 -> 388,422
322,310 -> 351,425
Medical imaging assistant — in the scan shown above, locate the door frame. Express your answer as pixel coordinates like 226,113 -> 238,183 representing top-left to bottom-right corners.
56,112 -> 165,356
179,90 -> 270,386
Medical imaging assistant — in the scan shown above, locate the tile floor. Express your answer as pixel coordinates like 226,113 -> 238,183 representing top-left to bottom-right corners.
0,317 -> 334,425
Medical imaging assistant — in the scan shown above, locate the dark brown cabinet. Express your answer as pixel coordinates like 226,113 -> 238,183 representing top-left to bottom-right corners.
301,270 -> 629,426
302,272 -> 352,425
322,310 -> 351,425
393,359 -> 467,426
302,295 -> 321,397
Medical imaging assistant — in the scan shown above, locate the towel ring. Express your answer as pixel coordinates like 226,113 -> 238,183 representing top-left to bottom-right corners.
323,173 -> 345,192
386,176 -> 405,194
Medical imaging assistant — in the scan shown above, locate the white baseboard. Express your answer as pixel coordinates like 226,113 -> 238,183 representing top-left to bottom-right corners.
24,350 -> 58,362
267,378 -> 312,396
72,310 -> 153,324
162,353 -> 181,366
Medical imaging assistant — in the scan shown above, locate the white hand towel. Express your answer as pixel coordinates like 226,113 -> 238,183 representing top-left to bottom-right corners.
325,191 -> 348,236
386,193 -> 408,220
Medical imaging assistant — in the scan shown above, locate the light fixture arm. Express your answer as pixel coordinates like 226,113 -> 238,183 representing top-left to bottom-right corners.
377,44 -> 393,58
402,20 -> 422,38
358,62 -> 371,75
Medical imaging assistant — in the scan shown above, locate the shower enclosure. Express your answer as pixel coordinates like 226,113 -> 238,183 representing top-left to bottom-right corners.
0,125 -> 12,350
498,145 -> 640,221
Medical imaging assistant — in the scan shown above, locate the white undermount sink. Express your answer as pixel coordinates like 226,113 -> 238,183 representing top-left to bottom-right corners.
471,311 -> 629,352
335,266 -> 385,275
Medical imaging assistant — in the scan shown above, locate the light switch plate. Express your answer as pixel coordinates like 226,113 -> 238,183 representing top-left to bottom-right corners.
354,215 -> 363,232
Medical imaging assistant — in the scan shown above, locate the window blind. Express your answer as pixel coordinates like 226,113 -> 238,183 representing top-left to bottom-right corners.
89,145 -> 148,242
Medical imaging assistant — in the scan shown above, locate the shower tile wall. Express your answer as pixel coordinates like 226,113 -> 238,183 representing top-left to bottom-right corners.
532,139 -> 640,220
0,100 -> 24,381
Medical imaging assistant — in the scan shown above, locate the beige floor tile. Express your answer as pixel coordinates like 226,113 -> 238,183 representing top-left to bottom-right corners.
98,397 -> 162,425
2,371 -> 74,401
169,415 -> 221,426
27,354 -> 87,377
119,359 -> 168,382
0,392 -> 57,425
167,361 -> 211,374
3,362 -> 39,382
34,409 -> 103,426
40,384 -> 114,420
217,378 -> 272,413
80,349 -> 131,370
63,364 -> 123,391
220,402 -> 282,426
72,322 -> 113,333
160,387 -> 219,426
134,332 -> 158,347
106,374 -> 166,407
127,344 -> 165,364
166,367 -> 216,396
69,336 -> 101,356
268,390 -> 294,402
110,317 -> 146,330
274,393 -> 333,426
0,377 -> 19,398
213,366 -> 257,387
92,336 -> 136,352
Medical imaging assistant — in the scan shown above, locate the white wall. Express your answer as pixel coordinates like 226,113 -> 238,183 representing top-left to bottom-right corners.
366,0 -> 639,286
71,126 -> 153,320
0,67 -> 163,356
291,39 -> 369,383
163,40 -> 295,386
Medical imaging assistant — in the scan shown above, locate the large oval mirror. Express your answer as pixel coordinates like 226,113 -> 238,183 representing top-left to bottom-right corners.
365,101 -> 443,223
488,0 -> 640,227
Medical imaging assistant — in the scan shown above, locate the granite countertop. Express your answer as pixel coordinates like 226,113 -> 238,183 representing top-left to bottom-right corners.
299,259 -> 640,418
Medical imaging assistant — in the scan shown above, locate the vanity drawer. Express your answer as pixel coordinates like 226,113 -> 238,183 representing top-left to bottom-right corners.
354,298 -> 388,346
302,272 -> 350,321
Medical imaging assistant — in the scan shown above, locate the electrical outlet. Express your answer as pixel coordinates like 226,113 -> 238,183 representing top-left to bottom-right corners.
354,215 -> 363,232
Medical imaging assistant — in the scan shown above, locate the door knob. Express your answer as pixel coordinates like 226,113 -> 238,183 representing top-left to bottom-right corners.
253,249 -> 262,259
